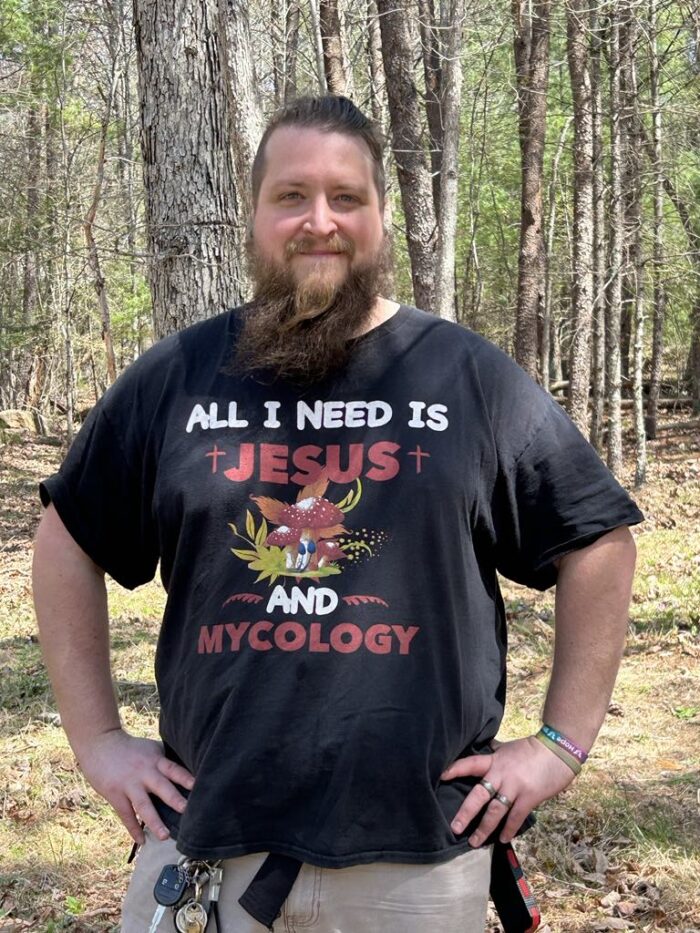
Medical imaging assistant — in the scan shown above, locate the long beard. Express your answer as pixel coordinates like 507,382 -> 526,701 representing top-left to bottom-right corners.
231,235 -> 393,385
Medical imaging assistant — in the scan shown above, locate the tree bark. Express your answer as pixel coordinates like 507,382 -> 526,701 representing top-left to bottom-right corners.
566,0 -> 595,433
513,0 -> 551,380
646,0 -> 665,439
418,0 -> 443,217
221,0 -> 264,231
285,2 -> 301,102
377,0 -> 437,311
606,4 -> 624,475
589,7 -> 606,453
306,0 -> 328,93
620,10 -> 646,484
83,51 -> 120,385
543,116 -> 572,391
434,0 -> 464,321
319,0 -> 348,94
133,0 -> 245,338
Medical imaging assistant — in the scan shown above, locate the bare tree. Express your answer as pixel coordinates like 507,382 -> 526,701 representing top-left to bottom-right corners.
377,0 -> 437,310
566,0 -> 595,433
285,2 -> 302,101
83,45 -> 121,385
513,0 -> 551,379
607,2 -> 624,475
418,0 -> 443,215
619,4 -> 646,484
543,116 -> 572,390
320,0 -> 349,93
133,0 -> 245,337
434,0 -> 465,321
308,0 -> 329,92
646,0 -> 666,439
222,0 -> 264,227
590,6 -> 606,452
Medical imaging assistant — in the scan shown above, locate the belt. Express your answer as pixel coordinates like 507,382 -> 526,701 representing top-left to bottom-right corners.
238,820 -> 539,933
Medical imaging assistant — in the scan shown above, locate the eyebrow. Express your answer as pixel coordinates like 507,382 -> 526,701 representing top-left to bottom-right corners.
269,180 -> 368,194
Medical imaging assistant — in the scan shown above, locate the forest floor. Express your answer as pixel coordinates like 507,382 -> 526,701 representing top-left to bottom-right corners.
1,416 -> 699,932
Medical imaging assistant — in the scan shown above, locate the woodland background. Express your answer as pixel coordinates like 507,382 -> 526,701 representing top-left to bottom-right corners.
1,0 -> 699,930
0,0 -> 699,479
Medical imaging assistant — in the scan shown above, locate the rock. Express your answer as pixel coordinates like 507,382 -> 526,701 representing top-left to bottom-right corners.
0,409 -> 47,434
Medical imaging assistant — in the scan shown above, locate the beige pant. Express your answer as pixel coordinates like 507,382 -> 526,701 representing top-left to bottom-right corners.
121,831 -> 492,933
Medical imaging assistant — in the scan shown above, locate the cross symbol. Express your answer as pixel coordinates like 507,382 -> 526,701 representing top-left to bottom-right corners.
205,444 -> 227,473
408,445 -> 431,474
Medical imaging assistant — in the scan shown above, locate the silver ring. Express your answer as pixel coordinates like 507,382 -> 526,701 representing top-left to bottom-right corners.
494,792 -> 513,809
479,778 -> 497,798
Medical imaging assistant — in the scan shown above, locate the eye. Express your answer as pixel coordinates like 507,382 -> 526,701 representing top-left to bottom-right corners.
336,193 -> 359,204
280,191 -> 303,201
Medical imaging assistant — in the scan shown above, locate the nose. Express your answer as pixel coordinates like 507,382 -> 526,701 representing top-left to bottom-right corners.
302,196 -> 338,238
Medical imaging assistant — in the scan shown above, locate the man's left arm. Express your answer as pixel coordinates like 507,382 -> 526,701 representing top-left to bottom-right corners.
442,525 -> 637,845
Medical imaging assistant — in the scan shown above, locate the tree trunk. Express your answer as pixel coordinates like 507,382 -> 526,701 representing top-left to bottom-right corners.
566,0 -> 595,433
632,215 -> 646,485
83,53 -> 120,385
271,0 -> 285,106
513,0 -> 551,380
133,0 -> 245,338
221,0 -> 264,235
307,0 -> 329,93
365,0 -> 396,295
620,10 -> 646,484
285,2 -> 301,102
109,0 -> 142,361
434,0 -> 464,322
367,0 -> 386,125
543,116 -> 572,390
589,8 -> 606,452
418,0 -> 443,217
606,4 -> 624,475
377,0 -> 437,311
619,9 -> 639,386
646,0 -> 665,439
319,0 -> 348,94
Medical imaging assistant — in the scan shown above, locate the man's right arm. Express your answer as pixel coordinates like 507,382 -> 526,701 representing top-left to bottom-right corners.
33,503 -> 194,844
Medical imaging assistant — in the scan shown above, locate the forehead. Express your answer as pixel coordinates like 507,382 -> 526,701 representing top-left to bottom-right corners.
259,126 -> 377,192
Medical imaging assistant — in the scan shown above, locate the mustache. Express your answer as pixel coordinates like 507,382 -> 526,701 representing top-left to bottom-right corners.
285,234 -> 355,259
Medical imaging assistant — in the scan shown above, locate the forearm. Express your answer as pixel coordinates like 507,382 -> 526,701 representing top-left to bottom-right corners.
33,504 -> 121,759
543,525 -> 637,750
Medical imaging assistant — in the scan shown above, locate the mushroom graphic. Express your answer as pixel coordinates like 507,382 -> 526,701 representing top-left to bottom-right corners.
253,493 -> 348,573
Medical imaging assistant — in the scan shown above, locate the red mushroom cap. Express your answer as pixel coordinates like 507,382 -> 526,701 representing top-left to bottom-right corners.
265,525 -> 299,546
278,496 -> 344,530
317,540 -> 347,561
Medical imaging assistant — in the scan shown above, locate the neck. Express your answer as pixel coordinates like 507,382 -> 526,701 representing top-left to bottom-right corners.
352,297 -> 400,338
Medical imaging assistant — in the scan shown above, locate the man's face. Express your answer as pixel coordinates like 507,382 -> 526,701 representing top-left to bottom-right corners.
250,126 -> 386,290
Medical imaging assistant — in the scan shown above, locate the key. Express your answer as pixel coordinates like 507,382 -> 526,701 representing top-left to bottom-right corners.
148,862 -> 190,933
208,863 -> 223,905
147,905 -> 166,933
154,863 -> 190,907
175,898 -> 208,932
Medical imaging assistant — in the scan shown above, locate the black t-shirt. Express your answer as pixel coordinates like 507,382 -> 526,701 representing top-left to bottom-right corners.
40,305 -> 643,866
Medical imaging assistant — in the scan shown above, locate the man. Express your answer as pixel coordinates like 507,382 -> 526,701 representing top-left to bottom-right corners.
33,96 -> 641,932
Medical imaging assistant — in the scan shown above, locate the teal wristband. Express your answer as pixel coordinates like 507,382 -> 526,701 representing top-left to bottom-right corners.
539,724 -> 589,765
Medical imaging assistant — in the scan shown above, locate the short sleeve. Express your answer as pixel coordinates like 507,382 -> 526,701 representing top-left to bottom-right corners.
40,394 -> 160,591
488,398 -> 643,590
468,338 -> 644,591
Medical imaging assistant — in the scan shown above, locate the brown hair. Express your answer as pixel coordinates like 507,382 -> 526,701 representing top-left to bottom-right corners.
251,95 -> 386,209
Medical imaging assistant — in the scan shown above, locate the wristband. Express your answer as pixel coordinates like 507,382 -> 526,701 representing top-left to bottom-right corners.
540,724 -> 589,764
534,731 -> 582,775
